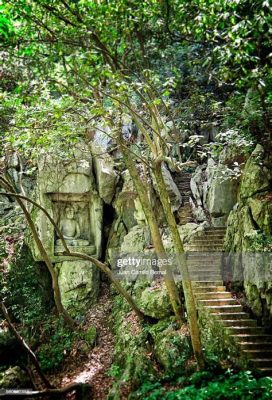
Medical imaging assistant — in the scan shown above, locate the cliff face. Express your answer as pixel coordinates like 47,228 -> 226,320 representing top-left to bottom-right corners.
225,144 -> 272,323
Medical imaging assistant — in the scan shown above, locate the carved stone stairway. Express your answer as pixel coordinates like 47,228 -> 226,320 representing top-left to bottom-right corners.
186,227 -> 272,375
173,172 -> 194,225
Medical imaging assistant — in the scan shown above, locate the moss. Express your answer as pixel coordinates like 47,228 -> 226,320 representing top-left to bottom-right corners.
199,305 -> 249,369
108,293 -> 157,399
84,325 -> 97,347
149,319 -> 192,377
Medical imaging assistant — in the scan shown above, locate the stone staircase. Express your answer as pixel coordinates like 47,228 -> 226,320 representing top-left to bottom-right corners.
173,172 -> 194,225
186,227 -> 272,375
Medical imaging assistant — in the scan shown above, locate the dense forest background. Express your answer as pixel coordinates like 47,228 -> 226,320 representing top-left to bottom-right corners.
0,1 -> 272,399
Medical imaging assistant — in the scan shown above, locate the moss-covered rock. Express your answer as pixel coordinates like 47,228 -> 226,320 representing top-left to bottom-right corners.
239,144 -> 271,200
0,366 -> 30,389
84,325 -> 97,347
149,320 -> 192,376
120,225 -> 148,254
139,284 -> 173,319
225,143 -> 272,322
56,260 -> 99,315
248,196 -> 272,235
108,294 -> 157,399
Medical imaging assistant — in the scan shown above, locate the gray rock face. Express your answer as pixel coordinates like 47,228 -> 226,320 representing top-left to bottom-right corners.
158,164 -> 182,212
225,144 -> 272,321
190,159 -> 238,226
206,164 -> 238,225
162,164 -> 182,212
120,225 -> 147,254
93,156 -> 119,205
190,166 -> 205,207
28,145 -> 103,313
240,144 -> 271,199
56,260 -> 99,314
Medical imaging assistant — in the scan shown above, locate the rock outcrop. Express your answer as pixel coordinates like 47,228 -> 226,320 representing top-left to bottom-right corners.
225,144 -> 272,322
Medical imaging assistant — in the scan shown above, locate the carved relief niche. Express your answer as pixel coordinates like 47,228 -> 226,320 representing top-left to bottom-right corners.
49,193 -> 96,257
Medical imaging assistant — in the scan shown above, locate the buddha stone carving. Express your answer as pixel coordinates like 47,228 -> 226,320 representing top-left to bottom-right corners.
56,204 -> 89,247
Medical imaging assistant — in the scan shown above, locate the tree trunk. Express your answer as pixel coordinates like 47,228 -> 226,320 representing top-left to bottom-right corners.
153,163 -> 205,369
117,140 -> 184,326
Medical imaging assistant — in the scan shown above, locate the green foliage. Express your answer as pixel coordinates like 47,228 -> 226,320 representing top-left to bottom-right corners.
198,305 -> 248,370
247,231 -> 272,252
109,293 -> 157,393
37,317 -> 76,372
131,371 -> 272,400
84,325 -> 97,347
107,364 -> 122,379
0,247 -> 51,326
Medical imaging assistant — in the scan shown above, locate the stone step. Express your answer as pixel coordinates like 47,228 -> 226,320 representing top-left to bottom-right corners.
189,266 -> 222,271
192,280 -> 224,287
177,188 -> 191,191
196,233 -> 225,243
258,368 -> 272,375
215,312 -> 250,320
190,240 -> 224,245
240,342 -> 272,350
243,350 -> 272,358
221,319 -> 257,327
227,327 -> 265,335
205,305 -> 243,313
193,286 -> 226,293
195,292 -> 232,300
198,299 -> 238,307
188,251 -> 224,256
189,268 -> 222,281
205,227 -> 226,231
231,335 -> 272,343
187,259 -> 223,264
178,185 -> 191,189
251,359 -> 272,368
191,275 -> 223,282
187,246 -> 224,251
187,263 -> 222,268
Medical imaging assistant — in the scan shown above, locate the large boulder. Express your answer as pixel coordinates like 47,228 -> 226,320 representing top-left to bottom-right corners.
248,196 -> 272,235
120,225 -> 148,254
240,145 -> 271,199
56,260 -> 99,315
149,322 -> 192,374
206,164 -> 238,226
190,165 -> 205,207
139,284 -> 173,319
113,170 -> 137,231
162,223 -> 207,252
153,164 -> 182,212
93,155 -> 119,204
162,165 -> 182,212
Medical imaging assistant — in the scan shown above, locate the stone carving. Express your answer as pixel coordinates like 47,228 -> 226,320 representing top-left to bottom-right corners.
54,201 -> 96,256
57,204 -> 89,246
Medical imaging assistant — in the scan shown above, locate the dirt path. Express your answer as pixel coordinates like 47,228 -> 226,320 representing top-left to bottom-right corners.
51,283 -> 115,399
